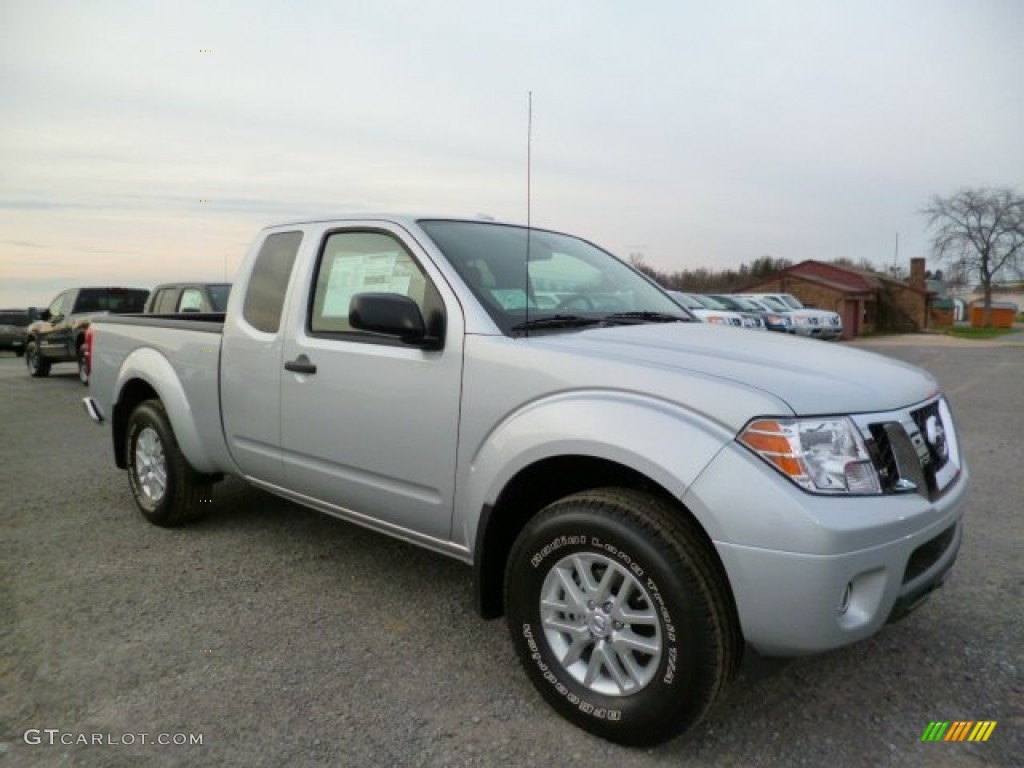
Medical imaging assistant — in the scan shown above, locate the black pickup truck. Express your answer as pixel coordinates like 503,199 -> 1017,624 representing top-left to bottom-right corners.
26,287 -> 149,385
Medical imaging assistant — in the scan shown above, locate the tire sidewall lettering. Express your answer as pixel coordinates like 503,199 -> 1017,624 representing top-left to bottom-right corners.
520,530 -> 683,721
522,621 -> 622,721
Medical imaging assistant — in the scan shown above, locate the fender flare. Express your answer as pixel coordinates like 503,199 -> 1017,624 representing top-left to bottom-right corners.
114,347 -> 219,473
457,390 -> 741,549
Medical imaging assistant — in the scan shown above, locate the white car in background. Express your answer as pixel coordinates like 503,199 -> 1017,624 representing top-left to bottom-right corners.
711,294 -> 793,333
667,291 -> 746,327
738,293 -> 843,340
764,293 -> 843,339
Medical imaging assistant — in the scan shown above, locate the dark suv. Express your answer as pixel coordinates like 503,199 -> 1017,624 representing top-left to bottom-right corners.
26,287 -> 149,385
0,309 -> 33,356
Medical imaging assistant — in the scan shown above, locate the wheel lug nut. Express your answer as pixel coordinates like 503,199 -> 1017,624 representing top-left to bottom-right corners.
603,602 -> 613,613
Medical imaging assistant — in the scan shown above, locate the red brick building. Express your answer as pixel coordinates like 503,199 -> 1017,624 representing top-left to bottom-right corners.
739,259 -> 932,339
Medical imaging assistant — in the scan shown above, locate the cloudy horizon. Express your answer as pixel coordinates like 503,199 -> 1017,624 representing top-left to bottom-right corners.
2,0 -> 1022,308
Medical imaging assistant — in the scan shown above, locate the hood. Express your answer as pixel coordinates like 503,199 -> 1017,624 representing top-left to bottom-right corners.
529,323 -> 937,416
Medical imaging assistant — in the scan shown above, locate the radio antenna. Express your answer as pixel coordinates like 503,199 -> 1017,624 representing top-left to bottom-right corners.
527,90 -> 533,231
524,91 -> 533,337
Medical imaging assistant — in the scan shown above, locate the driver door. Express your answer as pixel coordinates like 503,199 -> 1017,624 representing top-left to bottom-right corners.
279,225 -> 464,541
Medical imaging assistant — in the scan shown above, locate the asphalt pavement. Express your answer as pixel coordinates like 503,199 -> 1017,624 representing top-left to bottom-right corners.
0,343 -> 1020,767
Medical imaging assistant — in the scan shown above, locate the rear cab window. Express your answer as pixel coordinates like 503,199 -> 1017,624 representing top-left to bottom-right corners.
74,289 -> 149,313
243,232 -> 303,333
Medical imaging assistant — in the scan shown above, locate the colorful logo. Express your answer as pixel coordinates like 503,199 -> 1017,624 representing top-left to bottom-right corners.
921,721 -> 997,742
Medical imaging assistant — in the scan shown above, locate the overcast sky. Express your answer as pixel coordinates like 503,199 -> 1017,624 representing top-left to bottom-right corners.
1,0 -> 1022,308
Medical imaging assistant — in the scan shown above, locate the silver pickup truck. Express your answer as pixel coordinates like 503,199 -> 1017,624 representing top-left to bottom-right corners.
83,215 -> 967,746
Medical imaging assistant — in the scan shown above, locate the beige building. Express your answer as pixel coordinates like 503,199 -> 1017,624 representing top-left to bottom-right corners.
739,259 -> 932,339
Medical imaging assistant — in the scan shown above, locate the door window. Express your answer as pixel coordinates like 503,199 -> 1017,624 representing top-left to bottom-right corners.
153,289 -> 179,313
309,230 -> 441,338
179,288 -> 204,312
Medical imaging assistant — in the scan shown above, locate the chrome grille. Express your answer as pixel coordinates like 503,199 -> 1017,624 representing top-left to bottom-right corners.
910,400 -> 950,475
854,396 -> 961,500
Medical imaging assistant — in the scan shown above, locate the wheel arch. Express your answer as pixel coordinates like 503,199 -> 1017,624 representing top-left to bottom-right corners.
112,378 -> 159,469
110,347 -> 221,473
472,455 -> 733,623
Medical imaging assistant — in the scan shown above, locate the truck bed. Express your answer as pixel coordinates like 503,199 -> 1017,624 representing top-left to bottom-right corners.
96,312 -> 226,333
89,312 -> 234,476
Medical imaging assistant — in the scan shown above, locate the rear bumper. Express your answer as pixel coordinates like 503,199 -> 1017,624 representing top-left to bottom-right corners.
82,396 -> 105,424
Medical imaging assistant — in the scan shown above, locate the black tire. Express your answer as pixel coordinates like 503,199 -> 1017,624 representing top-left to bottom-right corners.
15,348 -> 25,357
126,399 -> 212,527
505,488 -> 742,746
77,344 -> 89,386
25,340 -> 50,377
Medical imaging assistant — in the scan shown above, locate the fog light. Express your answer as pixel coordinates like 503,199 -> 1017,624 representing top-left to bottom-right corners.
838,582 -> 852,615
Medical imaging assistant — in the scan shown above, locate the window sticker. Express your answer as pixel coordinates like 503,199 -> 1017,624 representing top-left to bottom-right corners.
322,252 -> 411,317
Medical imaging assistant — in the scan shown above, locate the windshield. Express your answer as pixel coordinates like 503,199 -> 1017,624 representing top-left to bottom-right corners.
715,295 -> 758,311
779,294 -> 804,309
758,296 -> 791,312
692,294 -> 728,310
418,220 -> 689,334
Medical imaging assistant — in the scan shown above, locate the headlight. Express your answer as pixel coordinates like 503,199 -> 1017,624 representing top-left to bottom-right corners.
739,417 -> 881,494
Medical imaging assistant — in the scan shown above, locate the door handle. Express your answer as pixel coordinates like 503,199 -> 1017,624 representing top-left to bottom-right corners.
284,355 -> 317,375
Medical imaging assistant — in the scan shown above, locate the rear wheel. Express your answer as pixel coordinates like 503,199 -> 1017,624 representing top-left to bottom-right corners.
505,488 -> 742,746
25,341 -> 50,377
126,399 -> 211,526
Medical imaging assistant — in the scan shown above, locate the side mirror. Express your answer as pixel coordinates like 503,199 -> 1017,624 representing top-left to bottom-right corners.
349,293 -> 442,350
40,309 -> 52,321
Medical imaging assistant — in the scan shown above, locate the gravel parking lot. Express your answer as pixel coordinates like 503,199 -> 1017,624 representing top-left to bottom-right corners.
1,342 -> 1020,767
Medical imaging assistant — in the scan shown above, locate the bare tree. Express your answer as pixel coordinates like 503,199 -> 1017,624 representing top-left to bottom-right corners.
921,187 -> 1024,326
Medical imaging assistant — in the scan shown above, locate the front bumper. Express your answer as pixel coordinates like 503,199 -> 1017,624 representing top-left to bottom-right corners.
683,428 -> 968,655
714,509 -> 963,655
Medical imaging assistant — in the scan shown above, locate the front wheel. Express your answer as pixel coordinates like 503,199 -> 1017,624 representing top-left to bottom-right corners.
505,488 -> 742,746
126,399 -> 212,527
25,341 -> 50,377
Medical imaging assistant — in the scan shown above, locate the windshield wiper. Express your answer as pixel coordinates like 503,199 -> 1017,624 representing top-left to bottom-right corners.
600,311 -> 692,325
511,314 -> 604,331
